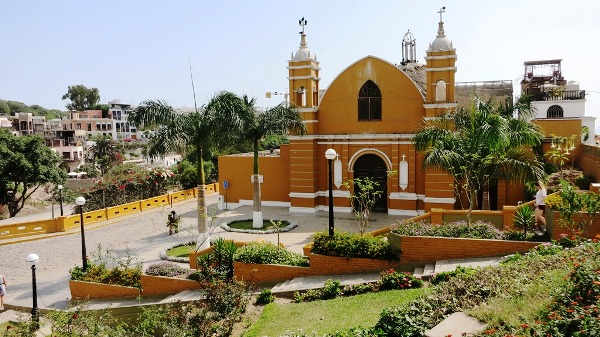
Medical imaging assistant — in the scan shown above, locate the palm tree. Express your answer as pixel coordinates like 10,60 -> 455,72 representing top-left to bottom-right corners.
413,97 -> 545,223
88,134 -> 121,176
208,93 -> 306,228
129,94 -> 243,249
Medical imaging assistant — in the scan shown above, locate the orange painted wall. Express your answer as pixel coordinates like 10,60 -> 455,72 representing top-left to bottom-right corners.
218,146 -> 290,203
317,56 -> 425,135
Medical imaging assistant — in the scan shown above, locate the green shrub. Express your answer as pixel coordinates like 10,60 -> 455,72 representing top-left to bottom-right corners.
430,266 -> 477,285
233,242 -> 309,267
145,261 -> 189,277
311,231 -> 397,260
502,229 -> 538,241
255,289 -> 276,305
392,220 -> 504,240
340,283 -> 378,296
379,269 -> 423,291
70,261 -> 142,288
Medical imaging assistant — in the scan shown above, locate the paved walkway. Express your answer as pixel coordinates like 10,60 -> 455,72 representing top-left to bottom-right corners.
0,195 -> 409,312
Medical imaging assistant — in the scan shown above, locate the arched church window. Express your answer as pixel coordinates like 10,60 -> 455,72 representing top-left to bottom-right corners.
547,105 -> 564,118
358,80 -> 382,121
435,80 -> 447,102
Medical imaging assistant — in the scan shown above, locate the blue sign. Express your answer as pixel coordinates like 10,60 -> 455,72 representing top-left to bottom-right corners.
223,180 -> 229,189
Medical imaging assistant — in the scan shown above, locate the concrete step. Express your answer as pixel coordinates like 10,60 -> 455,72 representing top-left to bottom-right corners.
434,256 -> 503,274
160,289 -> 204,303
423,264 -> 435,275
425,312 -> 486,337
271,273 -> 380,296
413,265 -> 425,276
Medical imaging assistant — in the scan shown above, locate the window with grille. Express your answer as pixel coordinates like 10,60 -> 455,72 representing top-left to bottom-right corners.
547,105 -> 564,118
358,80 -> 382,121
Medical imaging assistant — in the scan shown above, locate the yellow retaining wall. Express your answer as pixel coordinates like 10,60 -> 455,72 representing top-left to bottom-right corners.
0,185 -> 218,241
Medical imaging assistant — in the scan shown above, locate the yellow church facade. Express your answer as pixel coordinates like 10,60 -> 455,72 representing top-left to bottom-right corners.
218,13 -> 464,216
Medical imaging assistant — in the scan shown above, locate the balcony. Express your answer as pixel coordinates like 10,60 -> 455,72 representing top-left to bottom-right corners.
530,89 -> 585,101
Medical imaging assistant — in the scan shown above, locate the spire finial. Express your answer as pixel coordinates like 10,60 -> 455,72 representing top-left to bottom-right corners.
299,17 -> 307,34
436,6 -> 446,37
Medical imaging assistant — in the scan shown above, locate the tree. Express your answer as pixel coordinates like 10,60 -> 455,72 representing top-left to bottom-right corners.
343,172 -> 396,235
88,134 -> 122,176
62,84 -> 100,111
205,93 -> 306,228
0,100 -> 10,115
0,130 -> 65,217
413,97 -> 545,223
550,179 -> 600,237
129,94 -> 243,249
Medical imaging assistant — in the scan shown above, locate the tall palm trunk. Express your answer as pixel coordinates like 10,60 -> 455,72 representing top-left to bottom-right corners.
252,140 -> 263,228
197,146 -> 210,250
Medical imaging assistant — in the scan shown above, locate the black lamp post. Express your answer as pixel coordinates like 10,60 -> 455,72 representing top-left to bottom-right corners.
75,196 -> 88,272
325,148 -> 337,237
58,184 -> 64,216
26,253 -> 39,329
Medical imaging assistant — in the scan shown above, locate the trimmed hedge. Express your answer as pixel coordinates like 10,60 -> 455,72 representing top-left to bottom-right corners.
233,242 -> 309,267
311,231 -> 398,260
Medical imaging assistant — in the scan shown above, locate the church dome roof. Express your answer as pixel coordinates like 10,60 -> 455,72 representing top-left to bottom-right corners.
293,33 -> 315,61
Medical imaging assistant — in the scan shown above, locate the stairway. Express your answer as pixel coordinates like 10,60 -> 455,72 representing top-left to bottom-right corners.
413,256 -> 503,279
271,273 -> 381,297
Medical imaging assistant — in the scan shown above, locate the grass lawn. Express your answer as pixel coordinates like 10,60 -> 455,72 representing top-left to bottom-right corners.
243,288 -> 427,337
227,220 -> 284,231
166,245 -> 192,258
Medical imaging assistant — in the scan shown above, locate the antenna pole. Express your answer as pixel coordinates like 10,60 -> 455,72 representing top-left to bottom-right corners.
188,57 -> 199,113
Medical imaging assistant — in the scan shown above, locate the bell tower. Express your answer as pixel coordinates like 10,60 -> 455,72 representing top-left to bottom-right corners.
422,7 -> 457,212
288,17 -> 320,133
424,7 -> 457,118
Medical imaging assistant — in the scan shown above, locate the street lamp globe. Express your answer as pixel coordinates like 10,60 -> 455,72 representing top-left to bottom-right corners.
26,253 -> 39,266
57,184 -> 63,191
75,196 -> 86,206
325,148 -> 337,160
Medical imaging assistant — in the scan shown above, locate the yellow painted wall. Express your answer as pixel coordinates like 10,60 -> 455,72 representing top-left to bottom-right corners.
317,56 -> 425,134
218,146 -> 290,203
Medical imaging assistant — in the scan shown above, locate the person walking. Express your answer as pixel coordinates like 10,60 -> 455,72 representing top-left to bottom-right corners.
0,273 -> 6,310
535,181 -> 547,233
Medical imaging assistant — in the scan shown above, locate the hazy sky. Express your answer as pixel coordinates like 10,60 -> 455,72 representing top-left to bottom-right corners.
1,1 -> 598,122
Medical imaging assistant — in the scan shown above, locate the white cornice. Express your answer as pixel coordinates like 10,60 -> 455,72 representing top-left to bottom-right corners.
287,65 -> 321,70
288,133 -> 416,141
423,197 -> 455,204
425,67 -> 457,72
389,192 -> 418,200
423,103 -> 458,109
287,76 -> 321,80
424,55 -> 457,60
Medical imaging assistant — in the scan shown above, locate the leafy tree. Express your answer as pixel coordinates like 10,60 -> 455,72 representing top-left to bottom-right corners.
62,84 -> 100,111
550,179 -> 600,237
88,134 -> 123,176
0,100 -> 10,115
129,93 -> 243,249
343,172 -> 396,234
414,97 -> 545,224
0,130 -> 65,217
207,93 -> 306,228
6,100 -> 28,114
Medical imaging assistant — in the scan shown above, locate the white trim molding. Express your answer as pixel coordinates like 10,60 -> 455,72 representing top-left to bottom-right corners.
289,190 -> 350,199
423,197 -> 455,204
423,103 -> 458,109
425,67 -> 457,72
424,55 -> 457,60
287,65 -> 321,70
388,209 -> 419,216
389,192 -> 418,200
287,76 -> 321,80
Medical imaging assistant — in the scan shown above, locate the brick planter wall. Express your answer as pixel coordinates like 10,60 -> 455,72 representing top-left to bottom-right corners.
233,254 -> 400,284
69,280 -> 140,299
387,233 -> 542,264
233,262 -> 311,284
140,275 -> 201,296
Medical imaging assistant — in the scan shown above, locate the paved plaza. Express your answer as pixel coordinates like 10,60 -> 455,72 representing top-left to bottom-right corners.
0,195 -> 409,311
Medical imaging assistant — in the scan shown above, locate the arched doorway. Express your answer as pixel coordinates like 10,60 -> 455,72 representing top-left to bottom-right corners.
353,154 -> 388,212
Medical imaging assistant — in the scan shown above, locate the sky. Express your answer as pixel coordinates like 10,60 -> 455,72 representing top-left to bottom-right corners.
1,1 -> 599,122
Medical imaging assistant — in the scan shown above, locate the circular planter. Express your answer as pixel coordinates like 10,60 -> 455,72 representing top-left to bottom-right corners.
220,219 -> 297,234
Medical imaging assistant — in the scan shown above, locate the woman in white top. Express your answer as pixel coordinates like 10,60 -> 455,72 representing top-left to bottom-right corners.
0,273 -> 6,310
534,181 -> 547,232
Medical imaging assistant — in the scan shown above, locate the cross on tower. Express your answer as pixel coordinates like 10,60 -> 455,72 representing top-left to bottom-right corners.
437,6 -> 446,22
299,17 -> 308,34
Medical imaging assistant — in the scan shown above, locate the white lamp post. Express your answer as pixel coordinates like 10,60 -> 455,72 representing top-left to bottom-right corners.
325,148 -> 337,237
75,196 -> 88,272
58,184 -> 64,216
26,253 -> 40,329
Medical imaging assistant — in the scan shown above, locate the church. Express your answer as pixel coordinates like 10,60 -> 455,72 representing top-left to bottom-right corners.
217,10 -> 590,216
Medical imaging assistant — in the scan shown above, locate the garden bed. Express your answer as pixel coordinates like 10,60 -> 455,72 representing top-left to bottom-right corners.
220,219 -> 297,234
